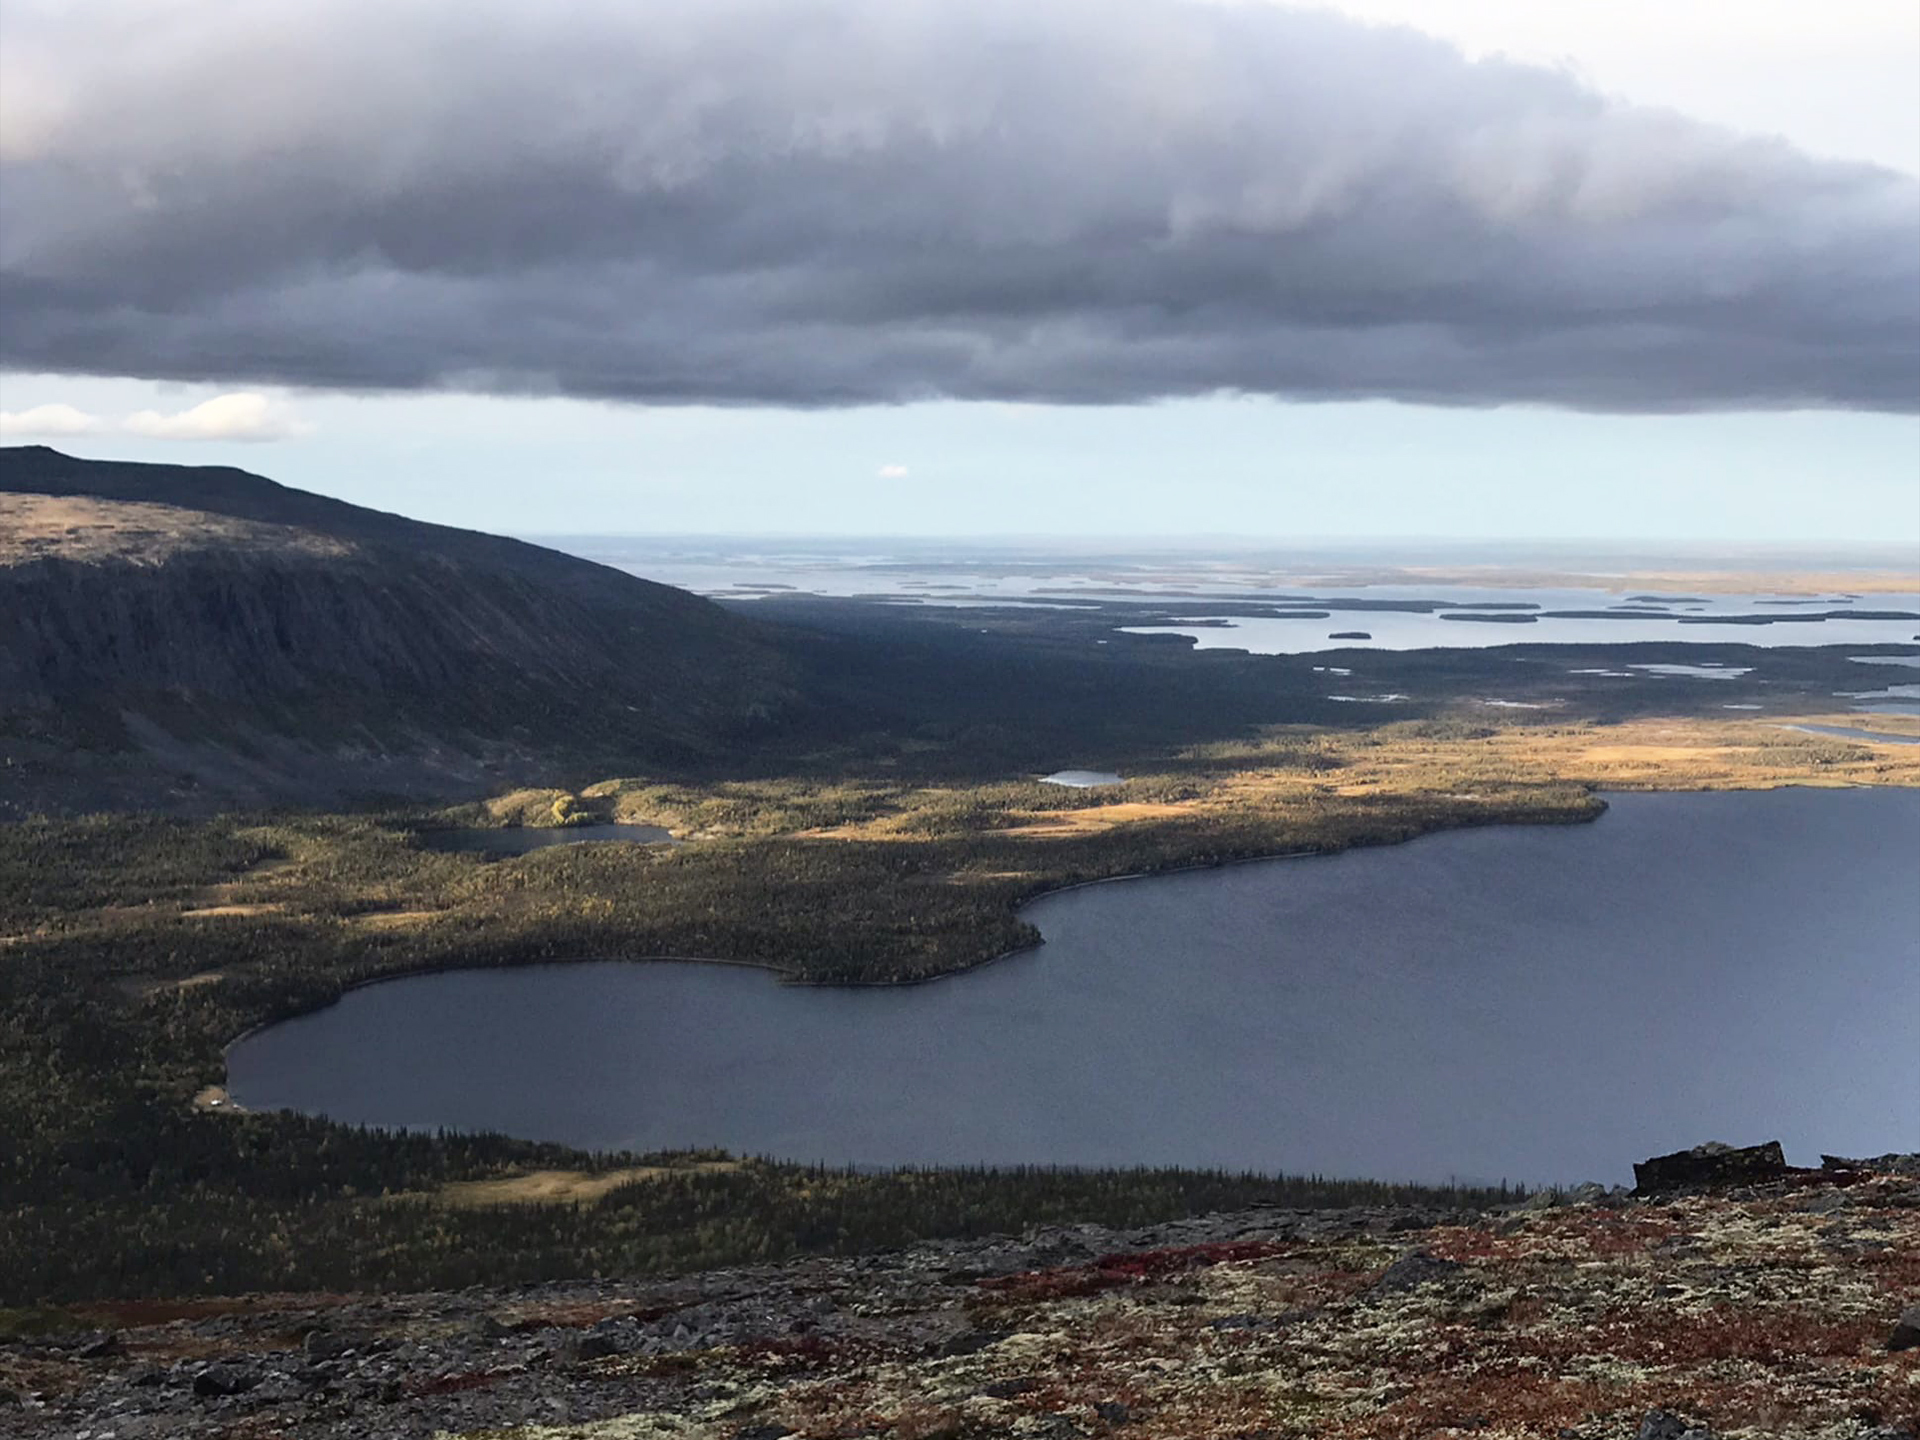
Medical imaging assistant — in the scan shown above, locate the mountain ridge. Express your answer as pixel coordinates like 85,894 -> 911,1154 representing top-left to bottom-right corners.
0,446 -> 801,813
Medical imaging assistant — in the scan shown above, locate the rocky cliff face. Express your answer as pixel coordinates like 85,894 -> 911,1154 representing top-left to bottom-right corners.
0,448 -> 799,811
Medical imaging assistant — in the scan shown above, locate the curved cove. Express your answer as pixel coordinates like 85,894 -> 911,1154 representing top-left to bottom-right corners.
229,790 -> 1920,1185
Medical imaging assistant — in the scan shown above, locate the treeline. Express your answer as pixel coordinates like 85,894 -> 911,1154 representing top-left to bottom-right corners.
1,1114 -> 1518,1302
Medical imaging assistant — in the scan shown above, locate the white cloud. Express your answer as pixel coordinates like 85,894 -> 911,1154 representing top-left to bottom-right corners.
0,401 -> 101,437
877,463 -> 911,479
1,0 -> 1913,412
0,392 -> 314,442
1309,0 -> 1919,173
123,392 -> 313,441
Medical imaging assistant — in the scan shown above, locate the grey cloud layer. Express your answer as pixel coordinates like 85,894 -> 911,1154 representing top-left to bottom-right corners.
2,0 -> 1915,410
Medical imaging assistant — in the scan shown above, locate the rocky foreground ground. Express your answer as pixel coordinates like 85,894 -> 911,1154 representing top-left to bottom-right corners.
5,1155 -> 1916,1440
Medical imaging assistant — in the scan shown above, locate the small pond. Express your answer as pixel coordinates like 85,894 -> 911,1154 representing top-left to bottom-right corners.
1039,770 -> 1123,788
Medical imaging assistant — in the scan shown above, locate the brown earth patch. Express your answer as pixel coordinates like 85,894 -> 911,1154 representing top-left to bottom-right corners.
185,855 -> 300,912
350,908 -> 444,930
122,970 -> 231,1001
1005,801 -> 1198,836
192,1085 -> 243,1113
179,902 -> 284,919
1577,743 -> 1744,767
0,493 -> 351,565
427,1162 -> 742,1209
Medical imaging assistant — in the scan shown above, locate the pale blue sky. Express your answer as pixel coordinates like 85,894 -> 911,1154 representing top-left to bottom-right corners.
4,372 -> 1916,544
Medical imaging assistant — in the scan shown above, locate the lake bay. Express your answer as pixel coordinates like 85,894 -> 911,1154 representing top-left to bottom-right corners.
227,789 -> 1920,1186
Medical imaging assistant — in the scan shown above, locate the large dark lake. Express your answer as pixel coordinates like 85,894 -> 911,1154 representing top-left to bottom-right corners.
227,790 -> 1920,1185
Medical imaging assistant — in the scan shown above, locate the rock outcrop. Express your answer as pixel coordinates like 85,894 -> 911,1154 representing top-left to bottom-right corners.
1632,1139 -> 1789,1194
1892,1303 -> 1920,1353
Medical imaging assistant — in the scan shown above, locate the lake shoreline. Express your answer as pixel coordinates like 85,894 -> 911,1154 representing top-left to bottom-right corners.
224,786 -> 1919,1180
223,798 -> 1614,1065
226,769 -> 1920,1061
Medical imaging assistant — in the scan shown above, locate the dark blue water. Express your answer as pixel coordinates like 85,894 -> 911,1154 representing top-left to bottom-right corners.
230,789 -> 1920,1185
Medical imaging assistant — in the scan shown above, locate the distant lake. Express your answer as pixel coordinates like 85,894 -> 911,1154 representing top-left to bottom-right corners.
1117,597 -> 1920,654
418,824 -> 674,855
1786,725 -> 1920,747
527,537 -> 1920,656
530,537 -> 1920,656
229,790 -> 1920,1186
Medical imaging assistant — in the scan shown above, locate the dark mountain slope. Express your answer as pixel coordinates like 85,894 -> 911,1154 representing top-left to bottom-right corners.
0,447 -> 799,811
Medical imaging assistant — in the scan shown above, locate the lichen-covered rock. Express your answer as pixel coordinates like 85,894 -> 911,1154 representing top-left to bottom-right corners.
1637,1409 -> 1714,1440
1632,1139 -> 1788,1194
8,1162 -> 1918,1439
1366,1248 -> 1463,1295
1890,1301 -> 1920,1352
1828,1153 -> 1920,1179
190,1363 -> 257,1397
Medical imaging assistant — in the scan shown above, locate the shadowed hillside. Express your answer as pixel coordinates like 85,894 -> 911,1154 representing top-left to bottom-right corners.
0,449 -> 1434,813
9,446 -> 1886,816
0,447 -> 800,810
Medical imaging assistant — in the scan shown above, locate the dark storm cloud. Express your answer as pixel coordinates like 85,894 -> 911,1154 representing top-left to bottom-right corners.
2,0 -> 1915,411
